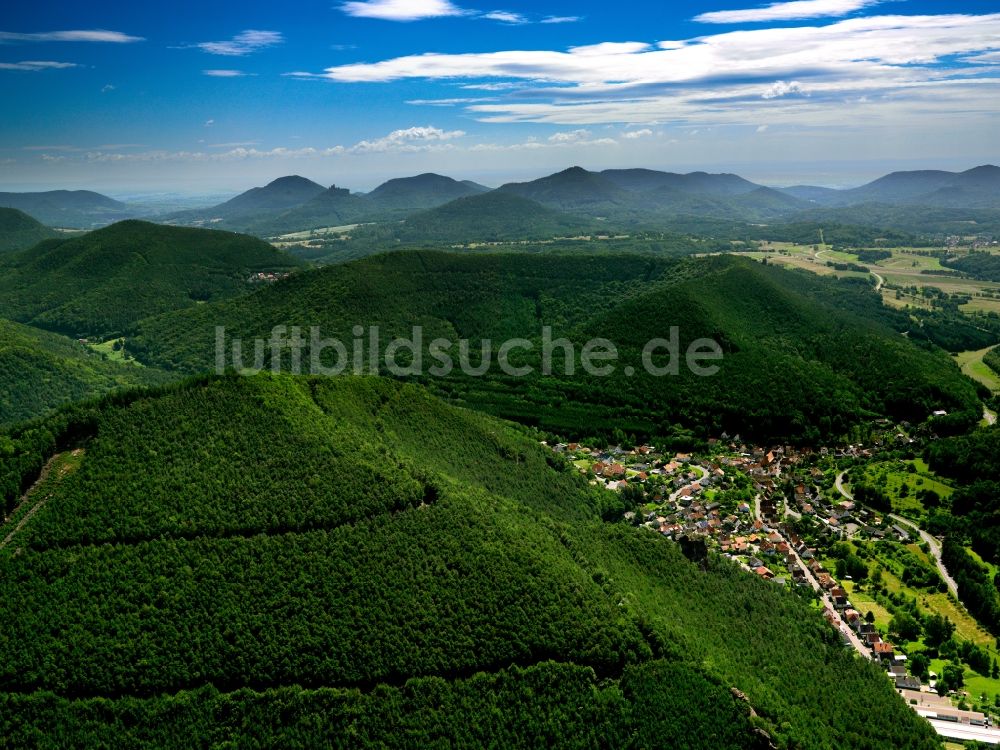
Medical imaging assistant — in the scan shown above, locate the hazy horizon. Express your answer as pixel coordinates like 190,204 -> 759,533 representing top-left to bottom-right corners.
2,158 -> 998,199
3,0 -> 999,195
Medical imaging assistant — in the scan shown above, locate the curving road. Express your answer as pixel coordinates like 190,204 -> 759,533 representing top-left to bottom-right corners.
834,471 -> 959,599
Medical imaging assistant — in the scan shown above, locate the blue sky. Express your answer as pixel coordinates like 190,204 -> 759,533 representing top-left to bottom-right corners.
1,0 -> 999,193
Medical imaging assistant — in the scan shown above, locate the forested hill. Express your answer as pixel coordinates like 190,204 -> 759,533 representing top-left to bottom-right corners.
0,317 -> 170,425
0,208 -> 58,253
0,220 -> 303,339
0,373 -> 939,749
129,252 -> 980,444
396,191 -> 594,242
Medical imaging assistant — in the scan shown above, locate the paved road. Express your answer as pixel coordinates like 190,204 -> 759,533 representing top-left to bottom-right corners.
752,483 -> 870,655
668,463 -> 708,503
889,513 -> 960,600
833,471 -> 959,600
835,471 -> 852,502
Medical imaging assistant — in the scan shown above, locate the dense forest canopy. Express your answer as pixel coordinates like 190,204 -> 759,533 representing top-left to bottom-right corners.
128,252 -> 981,444
0,221 -> 302,339
0,317 -> 170,426
0,374 -> 939,749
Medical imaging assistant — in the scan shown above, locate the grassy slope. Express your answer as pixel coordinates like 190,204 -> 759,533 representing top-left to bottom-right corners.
0,374 -> 938,749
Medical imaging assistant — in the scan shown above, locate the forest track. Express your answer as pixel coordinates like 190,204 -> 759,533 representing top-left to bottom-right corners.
0,450 -> 82,551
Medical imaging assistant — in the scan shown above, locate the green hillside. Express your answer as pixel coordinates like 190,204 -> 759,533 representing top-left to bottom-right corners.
0,189 -> 135,229
129,252 -> 980,443
0,208 -> 58,253
0,220 -> 302,339
398,192 -> 593,242
0,318 -> 170,425
366,172 -> 487,213
0,374 -> 938,749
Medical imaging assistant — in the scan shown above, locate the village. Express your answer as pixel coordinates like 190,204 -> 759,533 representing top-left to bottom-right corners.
548,428 -> 1000,745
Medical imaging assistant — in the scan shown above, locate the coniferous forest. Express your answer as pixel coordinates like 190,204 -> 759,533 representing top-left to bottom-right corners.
0,374 -> 940,749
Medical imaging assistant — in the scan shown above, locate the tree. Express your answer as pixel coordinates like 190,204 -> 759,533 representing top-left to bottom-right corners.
909,653 -> 929,681
939,664 -> 965,694
889,612 -> 921,642
865,611 -> 876,624
924,614 -> 956,650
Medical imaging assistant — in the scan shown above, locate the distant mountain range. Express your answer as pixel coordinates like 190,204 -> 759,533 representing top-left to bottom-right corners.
782,165 -> 1000,209
0,190 -> 136,229
164,173 -> 490,234
2,164 -> 998,239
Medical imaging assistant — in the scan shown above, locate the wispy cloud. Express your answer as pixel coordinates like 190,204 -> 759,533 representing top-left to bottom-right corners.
339,1 -> 567,24
340,0 -> 468,21
56,125 -> 468,164
0,60 -> 78,71
406,97 -> 491,105
623,128 -> 654,139
483,11 -> 527,24
694,0 -> 881,24
964,51 -> 1000,65
310,12 -> 1000,129
196,30 -> 283,56
203,69 -> 253,77
101,83 -> 115,92
0,29 -> 143,43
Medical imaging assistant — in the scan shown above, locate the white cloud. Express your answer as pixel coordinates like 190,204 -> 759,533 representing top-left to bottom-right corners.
204,119 -> 215,127
309,12 -> 1000,129
762,80 -> 805,99
203,69 -> 252,77
406,97 -> 491,105
623,128 -> 654,139
53,126 -> 469,165
484,11 -> 527,24
101,83 -> 115,92
0,30 -> 143,43
351,125 -> 465,152
471,135 -> 617,152
963,51 -> 1000,65
549,129 -> 592,143
756,124 -> 769,132
694,0 -> 881,24
541,16 -> 581,24
459,81 -> 524,91
340,0 -> 467,21
0,60 -> 78,71
197,30 -> 283,56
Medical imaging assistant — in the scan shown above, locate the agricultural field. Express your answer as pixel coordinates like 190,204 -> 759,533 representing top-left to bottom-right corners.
955,346 -> 1000,393
87,338 -> 142,366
